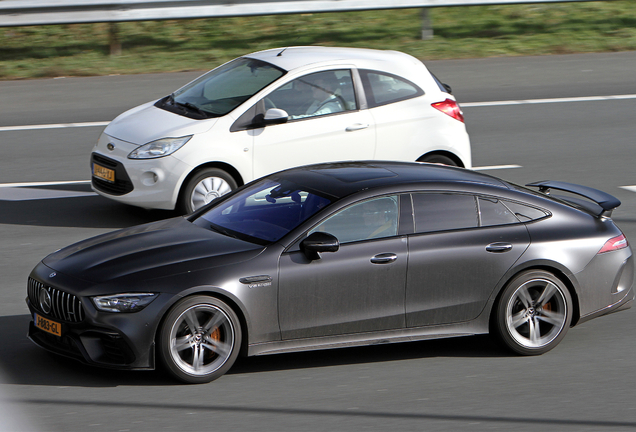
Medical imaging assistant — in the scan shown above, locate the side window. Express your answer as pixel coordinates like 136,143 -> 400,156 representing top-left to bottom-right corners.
412,193 -> 478,233
360,70 -> 424,108
478,197 -> 520,227
264,70 -> 357,120
310,196 -> 399,243
502,201 -> 549,222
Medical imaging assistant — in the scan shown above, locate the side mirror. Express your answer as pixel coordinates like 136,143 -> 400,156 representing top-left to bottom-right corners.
263,108 -> 289,125
300,232 -> 339,261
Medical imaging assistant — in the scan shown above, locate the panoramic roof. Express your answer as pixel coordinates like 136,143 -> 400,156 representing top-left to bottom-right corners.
270,161 -> 508,199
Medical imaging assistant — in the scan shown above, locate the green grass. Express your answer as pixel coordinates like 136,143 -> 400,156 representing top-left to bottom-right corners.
1,1 -> 635,80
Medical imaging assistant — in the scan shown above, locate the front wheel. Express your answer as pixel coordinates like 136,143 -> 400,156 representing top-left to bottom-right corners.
178,168 -> 237,214
492,270 -> 572,356
158,296 -> 242,384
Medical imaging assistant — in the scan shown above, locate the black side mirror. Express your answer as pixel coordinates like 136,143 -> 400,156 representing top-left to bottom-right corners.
300,232 -> 339,260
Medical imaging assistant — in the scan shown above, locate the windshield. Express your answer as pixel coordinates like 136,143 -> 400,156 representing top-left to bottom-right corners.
192,179 -> 333,244
159,58 -> 285,119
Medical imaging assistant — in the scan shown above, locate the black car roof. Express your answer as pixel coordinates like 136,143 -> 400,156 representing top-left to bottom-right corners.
269,161 -> 509,199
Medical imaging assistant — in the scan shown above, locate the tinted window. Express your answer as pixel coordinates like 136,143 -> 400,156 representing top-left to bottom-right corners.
265,70 -> 356,120
193,179 -> 332,244
478,197 -> 520,226
502,201 -> 548,222
360,70 -> 423,108
412,193 -> 478,233
310,196 -> 399,243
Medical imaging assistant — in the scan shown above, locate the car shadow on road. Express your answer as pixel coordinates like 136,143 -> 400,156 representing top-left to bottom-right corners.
0,184 -> 176,229
0,314 -> 511,388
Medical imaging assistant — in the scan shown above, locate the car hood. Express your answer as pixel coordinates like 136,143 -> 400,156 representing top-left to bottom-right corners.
105,101 -> 217,145
43,217 -> 264,284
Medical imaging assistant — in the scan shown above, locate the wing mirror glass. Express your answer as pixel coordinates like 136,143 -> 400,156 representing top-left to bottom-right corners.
300,232 -> 339,260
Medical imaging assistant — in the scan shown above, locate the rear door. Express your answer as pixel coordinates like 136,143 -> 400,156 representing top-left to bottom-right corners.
405,193 -> 531,327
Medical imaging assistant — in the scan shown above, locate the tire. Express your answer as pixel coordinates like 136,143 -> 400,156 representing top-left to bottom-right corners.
492,270 -> 572,356
178,168 -> 237,214
418,154 -> 458,167
158,296 -> 241,384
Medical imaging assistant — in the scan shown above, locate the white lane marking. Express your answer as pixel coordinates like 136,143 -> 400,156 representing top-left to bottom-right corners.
0,180 -> 91,188
472,164 -> 522,171
0,188 -> 97,201
620,186 -> 636,193
462,94 -> 636,108
0,122 -> 109,132
3,94 -> 636,132
0,180 -> 95,201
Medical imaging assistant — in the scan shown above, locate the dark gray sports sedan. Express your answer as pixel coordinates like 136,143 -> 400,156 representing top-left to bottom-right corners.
27,162 -> 633,383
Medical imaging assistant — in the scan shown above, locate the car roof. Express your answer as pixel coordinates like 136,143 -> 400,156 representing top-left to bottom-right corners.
269,161 -> 510,199
244,46 -> 424,73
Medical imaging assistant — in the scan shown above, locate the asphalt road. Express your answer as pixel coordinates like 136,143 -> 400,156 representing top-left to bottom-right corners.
1,51 -> 636,431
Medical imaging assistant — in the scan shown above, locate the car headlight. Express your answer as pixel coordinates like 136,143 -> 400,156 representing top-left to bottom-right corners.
128,136 -> 192,159
92,293 -> 158,313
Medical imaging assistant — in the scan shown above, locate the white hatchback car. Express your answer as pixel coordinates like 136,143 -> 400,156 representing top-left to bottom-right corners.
91,46 -> 471,213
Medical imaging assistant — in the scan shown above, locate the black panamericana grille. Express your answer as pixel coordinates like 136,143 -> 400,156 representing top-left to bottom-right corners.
91,153 -> 134,195
28,278 -> 85,323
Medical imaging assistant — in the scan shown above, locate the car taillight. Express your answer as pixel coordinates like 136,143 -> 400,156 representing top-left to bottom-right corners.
598,234 -> 628,254
431,99 -> 464,123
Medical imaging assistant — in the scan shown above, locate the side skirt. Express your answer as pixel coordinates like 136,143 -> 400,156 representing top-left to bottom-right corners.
247,317 -> 489,357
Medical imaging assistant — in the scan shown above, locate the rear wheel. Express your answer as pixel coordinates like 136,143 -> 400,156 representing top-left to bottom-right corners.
178,168 -> 237,214
158,296 -> 241,384
493,270 -> 572,355
418,154 -> 458,167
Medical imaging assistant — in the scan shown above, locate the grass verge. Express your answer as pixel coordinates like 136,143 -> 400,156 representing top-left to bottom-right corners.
1,1 -> 635,80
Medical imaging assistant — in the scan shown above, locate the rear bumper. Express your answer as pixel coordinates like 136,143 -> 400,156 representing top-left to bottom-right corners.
577,284 -> 634,325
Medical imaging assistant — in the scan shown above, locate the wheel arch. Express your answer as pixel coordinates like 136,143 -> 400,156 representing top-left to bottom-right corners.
417,151 -> 465,168
154,288 -> 252,360
489,264 -> 582,329
178,162 -> 245,201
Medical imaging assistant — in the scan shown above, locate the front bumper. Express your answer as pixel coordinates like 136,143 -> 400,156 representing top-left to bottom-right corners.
91,133 -> 193,210
26,267 -> 177,370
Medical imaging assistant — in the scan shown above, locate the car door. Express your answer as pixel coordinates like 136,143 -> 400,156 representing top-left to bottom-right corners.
251,69 -> 376,179
278,195 -> 407,340
405,193 -> 531,327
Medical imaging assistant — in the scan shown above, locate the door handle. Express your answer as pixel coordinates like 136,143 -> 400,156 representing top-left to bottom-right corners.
370,253 -> 398,264
486,243 -> 513,253
346,123 -> 369,132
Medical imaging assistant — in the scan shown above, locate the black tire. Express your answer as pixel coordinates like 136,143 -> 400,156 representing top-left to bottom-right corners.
492,270 -> 572,356
178,168 -> 237,214
158,296 -> 242,384
418,154 -> 458,166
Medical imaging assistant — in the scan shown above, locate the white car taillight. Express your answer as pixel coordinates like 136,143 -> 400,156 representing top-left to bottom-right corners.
431,98 -> 464,123
598,234 -> 628,254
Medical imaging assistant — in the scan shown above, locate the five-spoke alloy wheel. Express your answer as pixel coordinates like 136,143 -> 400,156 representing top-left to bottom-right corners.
493,270 -> 572,355
158,296 -> 241,384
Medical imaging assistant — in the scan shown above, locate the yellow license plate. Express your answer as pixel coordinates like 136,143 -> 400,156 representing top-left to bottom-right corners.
93,163 -> 115,183
34,313 -> 62,337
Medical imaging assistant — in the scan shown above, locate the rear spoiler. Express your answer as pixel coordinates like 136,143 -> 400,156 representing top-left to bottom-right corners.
526,180 -> 621,217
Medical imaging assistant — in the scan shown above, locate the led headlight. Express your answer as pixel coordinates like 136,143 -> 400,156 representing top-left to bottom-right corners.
128,136 -> 192,159
92,293 -> 158,313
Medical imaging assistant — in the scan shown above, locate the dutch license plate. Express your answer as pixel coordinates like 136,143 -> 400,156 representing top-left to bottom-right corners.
93,163 -> 115,183
34,313 -> 62,337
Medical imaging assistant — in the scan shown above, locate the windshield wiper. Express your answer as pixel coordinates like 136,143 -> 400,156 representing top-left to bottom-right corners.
174,101 -> 209,118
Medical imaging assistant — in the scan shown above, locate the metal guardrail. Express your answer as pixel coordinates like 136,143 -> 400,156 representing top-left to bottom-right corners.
0,0 -> 600,27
